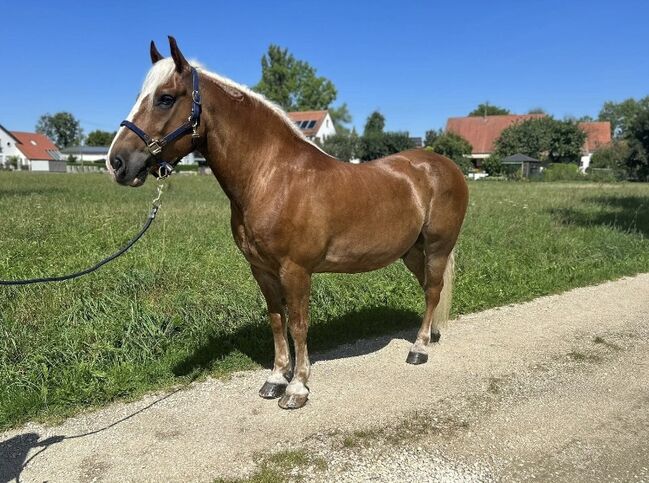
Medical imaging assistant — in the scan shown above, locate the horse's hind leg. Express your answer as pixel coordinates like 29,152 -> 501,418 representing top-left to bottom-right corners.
251,267 -> 293,399
404,242 -> 454,365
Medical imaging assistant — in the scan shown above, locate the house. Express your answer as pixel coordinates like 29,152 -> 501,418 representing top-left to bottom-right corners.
445,115 -> 611,171
446,114 -> 546,163
287,110 -> 336,142
60,145 -> 109,163
0,123 -> 23,168
578,121 -> 611,172
0,123 -> 64,172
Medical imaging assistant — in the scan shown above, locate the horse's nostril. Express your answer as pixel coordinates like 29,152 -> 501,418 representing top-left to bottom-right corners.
110,155 -> 124,172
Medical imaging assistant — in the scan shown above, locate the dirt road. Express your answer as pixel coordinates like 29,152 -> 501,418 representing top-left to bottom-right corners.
1,274 -> 648,482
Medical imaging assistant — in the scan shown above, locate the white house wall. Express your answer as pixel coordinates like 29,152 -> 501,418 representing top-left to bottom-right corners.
0,128 -> 26,168
315,113 -> 337,141
60,153 -> 108,163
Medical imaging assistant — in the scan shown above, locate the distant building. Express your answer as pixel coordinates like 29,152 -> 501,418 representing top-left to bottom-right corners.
0,124 -> 64,171
445,115 -> 611,172
445,114 -> 546,162
60,145 -> 109,163
410,137 -> 424,148
287,110 -> 336,142
578,121 -> 611,172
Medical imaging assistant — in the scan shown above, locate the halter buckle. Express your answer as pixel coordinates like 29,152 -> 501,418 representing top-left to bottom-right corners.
156,161 -> 174,180
147,140 -> 163,156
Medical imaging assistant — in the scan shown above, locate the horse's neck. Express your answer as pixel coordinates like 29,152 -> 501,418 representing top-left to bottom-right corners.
198,82 -> 312,207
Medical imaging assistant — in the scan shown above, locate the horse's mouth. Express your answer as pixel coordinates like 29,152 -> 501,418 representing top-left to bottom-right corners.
128,166 -> 150,187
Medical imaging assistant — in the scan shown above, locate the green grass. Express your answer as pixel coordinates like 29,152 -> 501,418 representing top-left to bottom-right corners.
1,173 -> 649,430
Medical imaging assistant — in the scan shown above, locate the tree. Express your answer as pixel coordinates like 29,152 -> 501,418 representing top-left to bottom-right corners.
424,129 -> 440,147
86,130 -> 115,146
625,108 -> 649,180
363,111 -> 385,136
589,141 -> 629,173
528,107 -> 547,114
35,112 -> 83,148
319,129 -> 360,161
253,45 -> 351,131
427,132 -> 473,174
328,104 -> 352,134
429,132 -> 472,160
547,120 -> 588,164
359,131 -> 414,161
355,111 -> 414,161
598,96 -> 649,138
468,103 -> 510,117
494,117 -> 586,163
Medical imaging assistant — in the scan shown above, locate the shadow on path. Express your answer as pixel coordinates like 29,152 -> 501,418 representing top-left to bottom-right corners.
0,388 -> 182,483
173,306 -> 421,376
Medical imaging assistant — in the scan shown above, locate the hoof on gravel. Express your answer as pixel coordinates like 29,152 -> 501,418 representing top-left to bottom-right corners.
259,381 -> 287,399
278,393 -> 308,409
430,331 -> 441,343
406,351 -> 428,365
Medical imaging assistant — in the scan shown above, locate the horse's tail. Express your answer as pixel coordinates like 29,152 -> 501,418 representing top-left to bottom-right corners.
433,250 -> 455,327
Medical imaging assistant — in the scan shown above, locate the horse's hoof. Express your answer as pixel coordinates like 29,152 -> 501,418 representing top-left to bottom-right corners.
278,393 -> 308,409
259,382 -> 287,399
406,351 -> 428,365
430,331 -> 441,343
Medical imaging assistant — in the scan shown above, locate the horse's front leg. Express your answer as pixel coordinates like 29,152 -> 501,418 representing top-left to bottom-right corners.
278,263 -> 312,410
251,267 -> 293,399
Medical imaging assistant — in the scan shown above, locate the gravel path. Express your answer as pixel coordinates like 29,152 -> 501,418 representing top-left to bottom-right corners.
1,273 -> 648,482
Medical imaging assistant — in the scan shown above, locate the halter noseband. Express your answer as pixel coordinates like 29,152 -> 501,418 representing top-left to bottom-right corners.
120,66 -> 202,179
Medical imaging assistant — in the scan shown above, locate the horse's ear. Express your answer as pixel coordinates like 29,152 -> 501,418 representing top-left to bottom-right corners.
150,40 -> 164,64
168,35 -> 189,73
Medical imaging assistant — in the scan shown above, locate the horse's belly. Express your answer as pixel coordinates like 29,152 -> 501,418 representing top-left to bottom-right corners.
316,227 -> 420,273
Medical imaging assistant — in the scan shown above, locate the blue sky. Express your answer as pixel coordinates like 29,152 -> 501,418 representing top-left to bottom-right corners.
2,1 -> 648,137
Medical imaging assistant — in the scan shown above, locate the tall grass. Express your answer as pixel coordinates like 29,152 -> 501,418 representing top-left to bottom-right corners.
1,173 -> 648,429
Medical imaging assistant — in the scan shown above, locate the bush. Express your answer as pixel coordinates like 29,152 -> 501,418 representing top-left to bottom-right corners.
588,142 -> 628,182
482,156 -> 503,176
588,168 -> 625,182
174,164 -> 199,172
453,156 -> 473,175
542,163 -> 584,181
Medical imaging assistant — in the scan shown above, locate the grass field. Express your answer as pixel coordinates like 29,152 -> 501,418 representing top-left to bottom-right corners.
1,172 -> 649,430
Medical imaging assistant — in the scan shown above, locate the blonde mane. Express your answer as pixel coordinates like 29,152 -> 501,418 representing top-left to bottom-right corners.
136,58 -> 328,153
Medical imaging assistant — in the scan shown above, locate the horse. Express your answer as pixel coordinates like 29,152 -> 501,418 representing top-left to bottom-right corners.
107,37 -> 469,410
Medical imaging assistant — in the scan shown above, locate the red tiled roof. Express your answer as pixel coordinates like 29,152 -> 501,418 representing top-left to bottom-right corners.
578,121 -> 611,153
287,110 -> 328,137
445,114 -> 546,154
11,131 -> 60,160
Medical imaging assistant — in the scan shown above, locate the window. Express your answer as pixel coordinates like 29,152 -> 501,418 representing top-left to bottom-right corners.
300,120 -> 310,128
307,120 -> 316,129
294,121 -> 301,127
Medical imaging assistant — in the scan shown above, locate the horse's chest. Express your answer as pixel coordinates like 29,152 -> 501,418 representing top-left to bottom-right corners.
230,215 -> 273,268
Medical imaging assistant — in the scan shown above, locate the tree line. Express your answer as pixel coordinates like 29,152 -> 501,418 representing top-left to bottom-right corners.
32,45 -> 649,180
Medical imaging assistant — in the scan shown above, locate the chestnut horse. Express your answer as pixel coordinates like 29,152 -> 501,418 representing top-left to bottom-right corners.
107,37 -> 468,409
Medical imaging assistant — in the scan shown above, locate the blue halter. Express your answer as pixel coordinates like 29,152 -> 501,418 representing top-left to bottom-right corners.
120,66 -> 202,179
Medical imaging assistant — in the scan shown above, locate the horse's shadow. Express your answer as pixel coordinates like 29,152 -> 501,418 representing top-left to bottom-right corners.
173,306 -> 422,376
0,308 -> 421,482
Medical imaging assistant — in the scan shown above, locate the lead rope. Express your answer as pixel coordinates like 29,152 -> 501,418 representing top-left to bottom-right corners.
0,182 -> 166,286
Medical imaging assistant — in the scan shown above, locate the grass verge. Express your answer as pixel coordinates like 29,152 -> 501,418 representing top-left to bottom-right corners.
1,173 -> 649,430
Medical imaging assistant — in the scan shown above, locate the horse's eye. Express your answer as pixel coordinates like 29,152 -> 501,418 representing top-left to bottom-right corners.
157,95 -> 176,108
